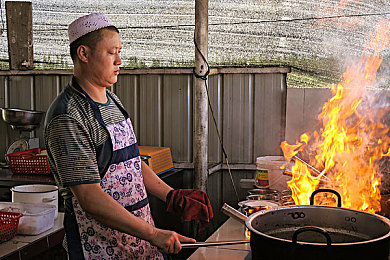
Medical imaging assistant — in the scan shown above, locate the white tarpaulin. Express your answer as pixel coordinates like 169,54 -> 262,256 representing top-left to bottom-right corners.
1,0 -> 390,87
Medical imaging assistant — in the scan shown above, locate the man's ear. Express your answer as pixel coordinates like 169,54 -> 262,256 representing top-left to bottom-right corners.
77,45 -> 89,63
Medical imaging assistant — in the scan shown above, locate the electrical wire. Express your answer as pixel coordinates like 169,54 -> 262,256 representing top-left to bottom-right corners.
19,11 -> 390,32
193,33 -> 240,204
118,11 -> 390,30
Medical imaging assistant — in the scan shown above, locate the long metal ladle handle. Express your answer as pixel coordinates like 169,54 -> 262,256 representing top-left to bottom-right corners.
181,203 -> 250,249
181,240 -> 250,248
293,155 -> 331,181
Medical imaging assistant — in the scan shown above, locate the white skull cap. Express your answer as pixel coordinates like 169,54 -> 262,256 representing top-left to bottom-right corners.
68,13 -> 115,44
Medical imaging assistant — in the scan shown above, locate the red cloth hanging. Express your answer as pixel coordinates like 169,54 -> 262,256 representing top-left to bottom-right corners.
166,189 -> 213,223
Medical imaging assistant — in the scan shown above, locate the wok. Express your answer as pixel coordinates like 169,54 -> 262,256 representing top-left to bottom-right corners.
1,108 -> 45,126
220,189 -> 390,260
247,205 -> 390,259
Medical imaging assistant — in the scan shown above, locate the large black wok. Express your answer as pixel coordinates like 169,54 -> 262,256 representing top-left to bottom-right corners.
246,189 -> 390,260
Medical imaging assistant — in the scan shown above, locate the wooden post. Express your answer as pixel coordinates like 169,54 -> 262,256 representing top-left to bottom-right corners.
6,1 -> 34,70
194,0 -> 208,192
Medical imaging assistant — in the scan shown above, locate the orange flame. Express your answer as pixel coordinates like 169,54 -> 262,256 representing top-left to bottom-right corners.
244,206 -> 272,239
245,229 -> 251,239
281,20 -> 390,213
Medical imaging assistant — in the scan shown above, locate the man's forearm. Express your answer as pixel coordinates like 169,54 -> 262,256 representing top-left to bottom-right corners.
141,161 -> 173,201
70,183 -> 156,241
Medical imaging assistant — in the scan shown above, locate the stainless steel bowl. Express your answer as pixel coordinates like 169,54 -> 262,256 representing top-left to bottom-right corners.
10,124 -> 40,131
246,193 -> 280,201
248,188 -> 280,196
1,108 -> 45,126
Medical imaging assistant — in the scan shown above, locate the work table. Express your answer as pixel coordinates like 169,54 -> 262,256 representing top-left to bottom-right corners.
188,217 -> 251,260
0,214 -> 248,260
0,213 -> 64,260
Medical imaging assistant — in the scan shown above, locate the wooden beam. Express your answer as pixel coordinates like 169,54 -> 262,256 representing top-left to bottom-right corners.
6,1 -> 33,70
0,67 -> 292,76
194,0 -> 209,193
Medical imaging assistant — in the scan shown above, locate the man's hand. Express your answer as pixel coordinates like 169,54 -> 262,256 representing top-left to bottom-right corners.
149,228 -> 196,254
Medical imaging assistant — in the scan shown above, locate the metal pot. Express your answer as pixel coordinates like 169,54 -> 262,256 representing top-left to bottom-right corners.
247,188 -> 280,196
11,184 -> 59,219
246,189 -> 390,260
1,108 -> 45,126
238,199 -> 279,216
198,190 -> 390,259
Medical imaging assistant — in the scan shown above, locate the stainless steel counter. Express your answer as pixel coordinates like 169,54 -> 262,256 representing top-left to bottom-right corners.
188,218 -> 251,260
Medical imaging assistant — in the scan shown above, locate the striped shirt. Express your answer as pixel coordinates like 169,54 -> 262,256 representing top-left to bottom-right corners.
44,84 -> 126,200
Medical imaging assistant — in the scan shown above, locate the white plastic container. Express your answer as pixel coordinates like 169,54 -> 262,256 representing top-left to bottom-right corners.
11,184 -> 58,219
0,202 -> 56,235
256,156 -> 290,192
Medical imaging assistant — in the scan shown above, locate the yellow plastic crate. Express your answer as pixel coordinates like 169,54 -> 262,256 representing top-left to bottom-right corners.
138,146 -> 174,175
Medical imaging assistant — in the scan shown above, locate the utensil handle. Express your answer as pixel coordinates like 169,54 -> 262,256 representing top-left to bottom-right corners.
221,203 -> 247,224
292,226 -> 332,246
21,153 -> 35,160
293,155 -> 322,175
310,188 -> 342,207
42,196 -> 56,203
181,240 -> 250,248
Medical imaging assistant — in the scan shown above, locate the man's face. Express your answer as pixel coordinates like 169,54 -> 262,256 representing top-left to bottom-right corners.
87,29 -> 122,88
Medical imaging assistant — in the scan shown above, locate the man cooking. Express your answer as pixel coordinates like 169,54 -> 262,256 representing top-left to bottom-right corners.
44,13 -> 213,259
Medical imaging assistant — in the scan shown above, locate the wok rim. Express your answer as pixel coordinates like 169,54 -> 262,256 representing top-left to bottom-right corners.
246,205 -> 390,246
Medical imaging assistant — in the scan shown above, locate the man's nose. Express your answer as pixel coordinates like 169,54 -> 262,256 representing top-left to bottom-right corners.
115,54 -> 122,65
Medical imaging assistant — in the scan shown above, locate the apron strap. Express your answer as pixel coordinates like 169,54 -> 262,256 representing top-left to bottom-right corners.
71,77 -> 129,125
64,198 -> 84,259
125,197 -> 149,212
107,91 -> 129,119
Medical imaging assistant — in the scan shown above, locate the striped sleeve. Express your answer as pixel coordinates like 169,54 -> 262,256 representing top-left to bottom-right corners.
45,114 -> 101,187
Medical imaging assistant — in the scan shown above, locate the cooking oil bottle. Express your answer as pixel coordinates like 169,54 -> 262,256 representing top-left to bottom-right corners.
255,168 -> 269,188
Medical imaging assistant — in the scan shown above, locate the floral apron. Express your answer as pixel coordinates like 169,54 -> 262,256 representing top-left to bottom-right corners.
65,78 -> 163,260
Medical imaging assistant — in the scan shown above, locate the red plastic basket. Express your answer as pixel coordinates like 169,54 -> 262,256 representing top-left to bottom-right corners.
6,148 -> 52,175
0,211 -> 23,242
